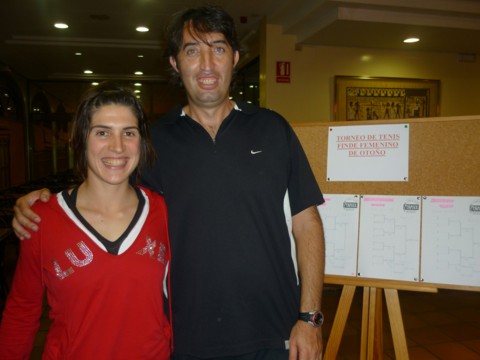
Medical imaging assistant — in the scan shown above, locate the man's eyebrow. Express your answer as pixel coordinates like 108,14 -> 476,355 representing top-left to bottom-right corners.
182,41 -> 198,50
182,39 -> 227,50
210,40 -> 227,46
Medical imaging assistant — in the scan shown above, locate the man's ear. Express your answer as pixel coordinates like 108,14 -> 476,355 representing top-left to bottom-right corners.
169,56 -> 179,72
233,50 -> 240,68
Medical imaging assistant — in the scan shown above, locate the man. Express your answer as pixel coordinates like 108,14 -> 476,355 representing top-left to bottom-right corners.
12,6 -> 326,360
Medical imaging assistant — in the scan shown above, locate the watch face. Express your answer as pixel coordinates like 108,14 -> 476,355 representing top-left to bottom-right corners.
312,312 -> 323,325
299,311 -> 323,327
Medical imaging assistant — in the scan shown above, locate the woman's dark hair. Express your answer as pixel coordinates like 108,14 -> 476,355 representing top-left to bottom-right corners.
70,81 -> 156,180
163,6 -> 240,87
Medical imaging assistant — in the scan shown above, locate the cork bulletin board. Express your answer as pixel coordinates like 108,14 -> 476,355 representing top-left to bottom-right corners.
293,116 -> 479,197
293,115 -> 480,291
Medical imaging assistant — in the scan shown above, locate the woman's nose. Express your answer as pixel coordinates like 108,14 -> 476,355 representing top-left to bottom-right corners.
109,134 -> 124,152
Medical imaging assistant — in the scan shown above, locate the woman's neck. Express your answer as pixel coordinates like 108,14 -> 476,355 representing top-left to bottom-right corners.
73,179 -> 139,242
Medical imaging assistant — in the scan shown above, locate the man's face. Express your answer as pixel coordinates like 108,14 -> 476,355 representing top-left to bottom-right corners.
170,27 -> 239,109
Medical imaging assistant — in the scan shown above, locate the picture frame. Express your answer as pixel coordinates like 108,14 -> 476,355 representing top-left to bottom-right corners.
334,76 -> 440,121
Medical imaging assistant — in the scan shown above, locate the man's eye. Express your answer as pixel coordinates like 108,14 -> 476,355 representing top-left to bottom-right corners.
96,130 -> 108,136
186,48 -> 198,56
125,131 -> 137,137
213,47 -> 226,54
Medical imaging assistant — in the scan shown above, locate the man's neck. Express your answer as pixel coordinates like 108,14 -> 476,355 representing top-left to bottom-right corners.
184,99 -> 235,139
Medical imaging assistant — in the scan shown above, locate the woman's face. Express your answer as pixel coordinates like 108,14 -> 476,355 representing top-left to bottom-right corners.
86,104 -> 140,186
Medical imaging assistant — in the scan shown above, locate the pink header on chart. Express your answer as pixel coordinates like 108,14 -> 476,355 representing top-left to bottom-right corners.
430,198 -> 454,203
363,197 -> 394,202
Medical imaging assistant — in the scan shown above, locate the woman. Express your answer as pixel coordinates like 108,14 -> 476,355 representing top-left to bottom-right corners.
0,82 -> 171,359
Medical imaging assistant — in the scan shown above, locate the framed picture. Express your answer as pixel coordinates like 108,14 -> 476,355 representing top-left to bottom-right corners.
334,76 -> 440,121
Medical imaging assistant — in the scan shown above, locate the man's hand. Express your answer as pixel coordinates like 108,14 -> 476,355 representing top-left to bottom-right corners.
12,188 -> 52,240
289,321 -> 323,360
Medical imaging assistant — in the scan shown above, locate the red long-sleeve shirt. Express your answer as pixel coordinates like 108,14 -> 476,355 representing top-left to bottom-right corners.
0,187 -> 171,360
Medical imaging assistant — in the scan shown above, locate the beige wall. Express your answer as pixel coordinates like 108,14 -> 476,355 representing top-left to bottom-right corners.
260,24 -> 480,123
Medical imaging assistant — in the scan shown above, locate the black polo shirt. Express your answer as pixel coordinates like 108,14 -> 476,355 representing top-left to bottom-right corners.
141,100 -> 324,358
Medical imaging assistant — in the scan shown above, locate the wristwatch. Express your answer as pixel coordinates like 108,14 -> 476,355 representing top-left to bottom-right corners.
298,311 -> 324,327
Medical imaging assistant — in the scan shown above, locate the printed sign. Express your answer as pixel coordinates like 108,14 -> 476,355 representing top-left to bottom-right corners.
276,61 -> 290,83
327,124 -> 409,181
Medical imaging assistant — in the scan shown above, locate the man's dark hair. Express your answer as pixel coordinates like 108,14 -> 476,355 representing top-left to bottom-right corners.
163,6 -> 240,87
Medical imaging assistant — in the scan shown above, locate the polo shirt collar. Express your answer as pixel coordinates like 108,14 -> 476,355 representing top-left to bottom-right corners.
180,101 -> 242,117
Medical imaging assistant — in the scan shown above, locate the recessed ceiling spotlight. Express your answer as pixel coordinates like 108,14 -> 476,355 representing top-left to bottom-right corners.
92,82 -> 99,86
134,71 -> 143,75
84,70 -> 93,74
75,52 -> 82,56
134,83 -> 142,87
54,23 -> 69,29
404,37 -> 420,43
361,55 -> 372,62
137,54 -> 144,58
136,26 -> 149,32
134,90 -> 141,93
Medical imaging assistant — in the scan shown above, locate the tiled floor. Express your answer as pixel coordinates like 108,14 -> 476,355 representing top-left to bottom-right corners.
2,234 -> 480,359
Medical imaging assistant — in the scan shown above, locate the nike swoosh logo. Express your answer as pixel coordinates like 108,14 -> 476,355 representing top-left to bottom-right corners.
251,150 -> 263,155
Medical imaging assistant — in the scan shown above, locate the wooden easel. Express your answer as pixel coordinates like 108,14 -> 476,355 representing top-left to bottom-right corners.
324,278 -> 437,360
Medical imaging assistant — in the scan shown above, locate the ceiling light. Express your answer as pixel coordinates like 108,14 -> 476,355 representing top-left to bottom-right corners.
134,90 -> 141,93
92,82 -> 99,86
134,83 -> 142,87
75,52 -> 82,56
54,23 -> 69,29
137,54 -> 144,58
134,71 -> 143,75
136,26 -> 149,32
404,37 -> 420,43
83,70 -> 93,74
